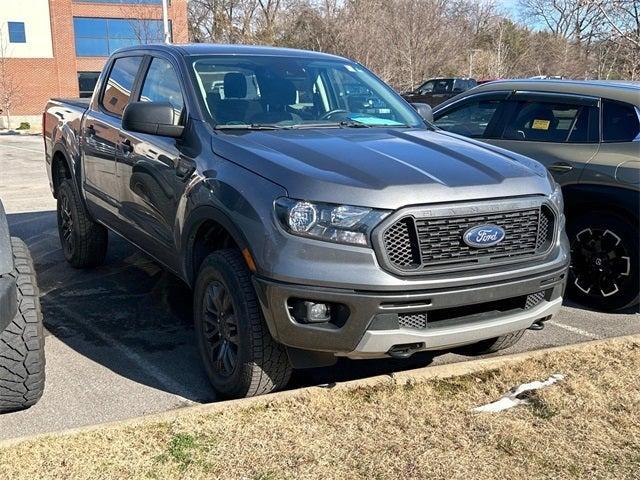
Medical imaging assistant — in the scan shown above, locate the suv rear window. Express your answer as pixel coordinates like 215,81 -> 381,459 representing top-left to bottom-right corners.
101,56 -> 143,117
602,100 -> 639,142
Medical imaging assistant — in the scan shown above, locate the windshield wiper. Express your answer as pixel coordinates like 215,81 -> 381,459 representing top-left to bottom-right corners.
214,123 -> 283,130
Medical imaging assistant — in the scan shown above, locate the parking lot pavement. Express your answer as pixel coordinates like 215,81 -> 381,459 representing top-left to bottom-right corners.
1,135 -> 638,441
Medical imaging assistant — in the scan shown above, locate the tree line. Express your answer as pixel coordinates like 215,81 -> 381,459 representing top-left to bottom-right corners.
187,0 -> 640,90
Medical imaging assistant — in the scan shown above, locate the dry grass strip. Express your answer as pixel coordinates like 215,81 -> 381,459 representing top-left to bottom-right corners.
1,338 -> 638,480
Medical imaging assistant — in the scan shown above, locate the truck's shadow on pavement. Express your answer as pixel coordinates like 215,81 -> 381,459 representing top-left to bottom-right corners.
7,210 -> 438,403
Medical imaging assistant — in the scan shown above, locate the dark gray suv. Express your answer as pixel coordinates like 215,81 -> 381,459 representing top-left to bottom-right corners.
433,80 -> 639,312
44,45 -> 569,398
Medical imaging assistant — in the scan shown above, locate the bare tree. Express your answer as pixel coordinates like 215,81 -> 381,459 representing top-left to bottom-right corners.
0,25 -> 21,130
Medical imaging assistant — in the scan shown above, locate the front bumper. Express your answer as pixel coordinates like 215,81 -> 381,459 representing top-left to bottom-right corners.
253,263 -> 568,359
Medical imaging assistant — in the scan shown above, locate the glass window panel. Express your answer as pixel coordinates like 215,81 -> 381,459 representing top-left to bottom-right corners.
502,101 -> 583,143
73,18 -> 108,38
75,37 -> 109,57
74,0 -> 162,3
602,100 -> 640,143
8,22 -> 26,43
78,72 -> 101,98
107,19 -> 136,39
101,56 -> 143,116
139,58 -> 184,124
434,99 -> 501,138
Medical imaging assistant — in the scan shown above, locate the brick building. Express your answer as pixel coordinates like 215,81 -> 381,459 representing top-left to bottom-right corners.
0,0 -> 188,129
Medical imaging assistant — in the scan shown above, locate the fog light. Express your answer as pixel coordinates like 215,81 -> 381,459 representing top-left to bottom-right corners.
290,300 -> 331,323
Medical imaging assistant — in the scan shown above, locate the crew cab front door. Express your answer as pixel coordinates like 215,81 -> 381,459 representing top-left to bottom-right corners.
116,54 -> 192,269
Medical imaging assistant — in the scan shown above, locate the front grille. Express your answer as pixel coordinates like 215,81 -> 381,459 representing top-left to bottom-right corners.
397,290 -> 548,330
381,204 -> 555,273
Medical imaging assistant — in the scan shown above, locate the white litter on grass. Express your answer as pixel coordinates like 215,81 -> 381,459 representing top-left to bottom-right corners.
472,374 -> 565,413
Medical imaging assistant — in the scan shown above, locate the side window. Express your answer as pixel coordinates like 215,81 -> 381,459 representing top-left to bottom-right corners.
501,101 -> 589,143
434,99 -> 502,138
101,56 -> 143,117
139,57 -> 185,125
418,81 -> 434,94
602,100 -> 640,142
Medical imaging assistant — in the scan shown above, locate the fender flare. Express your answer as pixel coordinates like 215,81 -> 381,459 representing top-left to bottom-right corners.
563,184 -> 639,225
180,205 -> 252,286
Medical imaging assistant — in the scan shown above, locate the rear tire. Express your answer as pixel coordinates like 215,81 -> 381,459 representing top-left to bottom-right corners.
194,249 -> 291,398
566,212 -> 639,312
57,179 -> 108,268
457,329 -> 526,356
0,238 -> 45,413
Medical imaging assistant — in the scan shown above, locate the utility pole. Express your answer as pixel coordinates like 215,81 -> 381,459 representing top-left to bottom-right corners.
162,0 -> 171,44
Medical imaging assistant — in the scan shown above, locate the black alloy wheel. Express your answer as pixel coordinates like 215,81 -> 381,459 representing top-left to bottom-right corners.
567,213 -> 639,312
59,193 -> 75,258
202,280 -> 240,378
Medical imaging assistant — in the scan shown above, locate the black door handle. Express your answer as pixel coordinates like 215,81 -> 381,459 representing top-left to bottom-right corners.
548,162 -> 573,173
86,124 -> 96,136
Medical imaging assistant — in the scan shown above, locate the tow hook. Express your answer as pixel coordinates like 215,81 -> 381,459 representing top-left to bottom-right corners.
387,342 -> 424,359
528,315 -> 552,331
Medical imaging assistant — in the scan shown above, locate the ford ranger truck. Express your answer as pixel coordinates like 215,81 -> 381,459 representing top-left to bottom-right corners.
43,44 -> 569,399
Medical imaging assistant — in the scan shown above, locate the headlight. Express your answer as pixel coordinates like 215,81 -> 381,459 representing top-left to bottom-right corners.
549,181 -> 564,214
275,198 -> 389,246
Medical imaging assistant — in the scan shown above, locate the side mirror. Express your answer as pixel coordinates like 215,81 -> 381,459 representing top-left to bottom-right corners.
122,102 -> 184,138
411,102 -> 433,123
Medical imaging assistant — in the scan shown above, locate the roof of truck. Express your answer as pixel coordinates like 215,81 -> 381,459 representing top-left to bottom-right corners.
116,43 -> 348,61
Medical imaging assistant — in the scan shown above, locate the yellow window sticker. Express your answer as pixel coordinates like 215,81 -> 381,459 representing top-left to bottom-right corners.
531,119 -> 550,130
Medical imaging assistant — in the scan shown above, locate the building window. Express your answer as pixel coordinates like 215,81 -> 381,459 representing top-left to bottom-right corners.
78,72 -> 101,98
73,17 -> 166,57
73,0 -> 164,3
8,22 -> 26,43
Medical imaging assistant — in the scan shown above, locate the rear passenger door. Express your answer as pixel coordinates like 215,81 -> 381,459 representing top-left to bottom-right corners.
116,54 -> 190,269
82,55 -> 143,215
581,99 -> 640,186
488,92 -> 600,186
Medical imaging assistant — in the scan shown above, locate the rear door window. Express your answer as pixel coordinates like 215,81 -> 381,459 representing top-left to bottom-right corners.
602,100 -> 639,142
434,99 -> 502,138
101,56 -> 143,117
501,101 -> 594,143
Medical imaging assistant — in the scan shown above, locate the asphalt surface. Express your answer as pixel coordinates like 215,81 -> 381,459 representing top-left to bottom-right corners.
0,134 -> 638,441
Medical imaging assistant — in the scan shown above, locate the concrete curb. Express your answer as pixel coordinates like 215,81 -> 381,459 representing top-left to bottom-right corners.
1,334 -> 638,448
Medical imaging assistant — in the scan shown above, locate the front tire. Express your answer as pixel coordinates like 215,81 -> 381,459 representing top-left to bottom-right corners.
194,249 -> 292,398
57,180 -> 108,268
567,212 -> 639,312
0,238 -> 45,413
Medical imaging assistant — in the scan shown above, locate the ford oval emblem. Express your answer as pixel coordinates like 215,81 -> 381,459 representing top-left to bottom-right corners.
463,224 -> 506,248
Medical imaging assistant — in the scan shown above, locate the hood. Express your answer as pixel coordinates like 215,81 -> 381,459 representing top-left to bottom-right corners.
211,128 -> 552,210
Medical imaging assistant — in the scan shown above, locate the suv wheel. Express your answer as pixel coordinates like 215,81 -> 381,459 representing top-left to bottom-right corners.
0,238 -> 45,413
57,180 -> 108,268
194,249 -> 292,398
567,212 -> 639,312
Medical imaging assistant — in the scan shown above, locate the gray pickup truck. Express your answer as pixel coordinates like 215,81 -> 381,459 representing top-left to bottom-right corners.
43,44 -> 569,399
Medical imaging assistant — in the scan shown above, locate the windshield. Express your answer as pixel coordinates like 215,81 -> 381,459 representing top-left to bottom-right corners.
190,55 -> 424,129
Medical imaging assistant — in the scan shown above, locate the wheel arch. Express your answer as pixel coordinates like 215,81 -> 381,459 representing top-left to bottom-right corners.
563,183 -> 639,226
50,145 -> 74,198
181,205 -> 253,287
